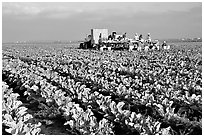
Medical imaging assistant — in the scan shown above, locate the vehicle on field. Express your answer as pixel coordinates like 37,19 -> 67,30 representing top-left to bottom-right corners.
79,29 -> 169,51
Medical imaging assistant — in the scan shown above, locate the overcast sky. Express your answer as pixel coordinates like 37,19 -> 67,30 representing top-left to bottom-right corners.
2,2 -> 202,42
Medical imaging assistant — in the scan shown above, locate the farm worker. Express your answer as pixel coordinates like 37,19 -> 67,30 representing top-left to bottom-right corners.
100,46 -> 104,51
139,34 -> 144,43
122,32 -> 127,40
129,42 -> 134,51
167,44 -> 170,50
86,35 -> 92,49
149,42 -> 154,50
98,33 -> 102,45
138,35 -> 143,52
152,44 -> 155,50
139,34 -> 144,50
107,37 -> 112,43
162,41 -> 167,50
155,40 -> 160,50
134,33 -> 139,48
84,34 -> 90,49
134,33 -> 139,41
112,31 -> 117,40
144,45 -> 149,52
137,44 -> 142,51
146,33 -> 151,43
108,34 -> 113,40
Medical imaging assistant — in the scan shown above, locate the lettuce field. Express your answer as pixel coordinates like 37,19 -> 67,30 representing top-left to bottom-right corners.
2,42 -> 202,135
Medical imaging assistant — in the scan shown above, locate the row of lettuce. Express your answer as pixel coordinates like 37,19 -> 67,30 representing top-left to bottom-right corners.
2,43 -> 202,135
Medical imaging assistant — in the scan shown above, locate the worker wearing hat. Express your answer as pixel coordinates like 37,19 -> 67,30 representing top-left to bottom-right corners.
155,40 -> 160,50
162,41 -> 167,50
134,33 -> 139,41
146,33 -> 151,43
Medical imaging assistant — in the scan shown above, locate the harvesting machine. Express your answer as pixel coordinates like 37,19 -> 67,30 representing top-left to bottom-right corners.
79,29 -> 160,51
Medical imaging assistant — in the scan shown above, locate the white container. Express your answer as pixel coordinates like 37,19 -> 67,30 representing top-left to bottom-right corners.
144,46 -> 149,52
100,47 -> 104,51
129,45 -> 134,51
138,46 -> 142,51
108,47 -> 111,51
163,46 -> 167,50
167,45 -> 170,50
